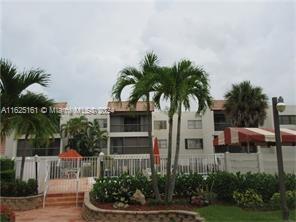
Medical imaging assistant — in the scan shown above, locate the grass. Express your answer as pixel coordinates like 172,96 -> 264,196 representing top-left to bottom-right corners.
197,205 -> 296,222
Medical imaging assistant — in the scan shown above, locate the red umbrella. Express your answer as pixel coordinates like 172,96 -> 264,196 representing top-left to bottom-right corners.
153,137 -> 160,165
58,149 -> 82,160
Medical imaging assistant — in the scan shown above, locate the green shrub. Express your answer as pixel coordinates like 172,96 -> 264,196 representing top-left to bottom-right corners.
284,174 -> 296,192
0,170 -> 15,182
0,179 -> 38,197
233,189 -> 264,209
0,158 -> 15,182
174,173 -> 203,197
270,190 -> 296,209
0,158 -> 14,171
207,172 -> 239,202
237,172 -> 277,202
92,174 -> 152,203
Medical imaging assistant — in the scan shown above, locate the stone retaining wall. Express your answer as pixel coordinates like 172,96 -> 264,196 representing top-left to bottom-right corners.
0,194 -> 43,211
82,192 -> 204,222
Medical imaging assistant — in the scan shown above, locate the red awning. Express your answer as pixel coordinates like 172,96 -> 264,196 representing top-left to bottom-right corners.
58,149 -> 82,159
153,137 -> 160,165
213,127 -> 296,146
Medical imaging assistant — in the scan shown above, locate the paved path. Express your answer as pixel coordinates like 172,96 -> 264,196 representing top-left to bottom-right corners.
15,206 -> 85,222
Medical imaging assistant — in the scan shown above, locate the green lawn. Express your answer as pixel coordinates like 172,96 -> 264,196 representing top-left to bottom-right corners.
197,205 -> 296,222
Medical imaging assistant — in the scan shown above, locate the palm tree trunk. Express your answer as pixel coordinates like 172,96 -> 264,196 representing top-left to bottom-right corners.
20,137 -> 29,181
146,96 -> 161,201
168,104 -> 182,201
165,115 -> 173,202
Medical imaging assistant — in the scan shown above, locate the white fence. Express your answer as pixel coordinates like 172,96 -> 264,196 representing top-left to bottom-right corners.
14,152 -> 296,194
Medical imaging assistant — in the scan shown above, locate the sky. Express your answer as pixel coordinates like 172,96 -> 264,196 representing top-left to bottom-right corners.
1,0 -> 295,108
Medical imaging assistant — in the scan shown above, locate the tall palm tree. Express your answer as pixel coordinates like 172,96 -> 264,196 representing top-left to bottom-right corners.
224,81 -> 268,127
167,60 -> 212,201
0,59 -> 50,140
131,66 -> 178,201
0,59 -> 59,180
112,52 -> 161,201
13,93 -> 60,179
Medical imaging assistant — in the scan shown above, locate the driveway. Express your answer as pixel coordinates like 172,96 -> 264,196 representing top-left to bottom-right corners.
15,206 -> 85,222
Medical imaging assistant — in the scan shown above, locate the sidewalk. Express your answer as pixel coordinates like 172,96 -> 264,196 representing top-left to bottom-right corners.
15,206 -> 84,222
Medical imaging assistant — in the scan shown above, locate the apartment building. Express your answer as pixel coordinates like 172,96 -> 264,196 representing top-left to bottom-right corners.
2,100 -> 296,158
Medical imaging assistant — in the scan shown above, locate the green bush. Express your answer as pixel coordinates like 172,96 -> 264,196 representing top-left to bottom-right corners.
0,158 -> 15,182
233,189 -> 264,209
0,179 -> 38,197
207,172 -> 239,202
92,174 -> 152,203
91,172 -> 296,205
0,158 -> 14,171
206,172 -> 296,203
270,190 -> 296,209
284,174 -> 296,191
236,172 -> 277,202
174,173 -> 203,197
0,170 -> 15,182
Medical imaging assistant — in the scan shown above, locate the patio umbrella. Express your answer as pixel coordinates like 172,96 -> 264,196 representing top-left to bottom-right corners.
58,149 -> 82,160
153,137 -> 160,165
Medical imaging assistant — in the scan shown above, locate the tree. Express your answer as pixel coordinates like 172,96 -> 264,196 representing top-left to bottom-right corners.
167,60 -> 212,201
0,59 -> 59,180
224,81 -> 268,127
112,52 -> 161,201
61,117 -> 108,156
131,65 -> 178,202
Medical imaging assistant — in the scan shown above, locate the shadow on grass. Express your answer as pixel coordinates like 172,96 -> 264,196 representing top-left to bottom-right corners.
197,205 -> 296,222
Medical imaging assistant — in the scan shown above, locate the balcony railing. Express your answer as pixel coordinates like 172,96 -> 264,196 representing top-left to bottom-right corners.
214,122 -> 232,131
110,124 -> 149,132
110,145 -> 150,154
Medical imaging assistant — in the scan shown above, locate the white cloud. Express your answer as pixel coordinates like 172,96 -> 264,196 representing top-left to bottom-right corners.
1,0 -> 295,107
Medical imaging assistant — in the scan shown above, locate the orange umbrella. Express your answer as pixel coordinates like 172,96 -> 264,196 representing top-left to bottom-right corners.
153,137 -> 160,165
58,149 -> 82,160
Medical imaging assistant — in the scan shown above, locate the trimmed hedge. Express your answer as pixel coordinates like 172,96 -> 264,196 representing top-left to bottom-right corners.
0,179 -> 38,197
0,170 -> 15,182
0,159 -> 14,171
0,158 -> 15,182
91,172 -> 296,204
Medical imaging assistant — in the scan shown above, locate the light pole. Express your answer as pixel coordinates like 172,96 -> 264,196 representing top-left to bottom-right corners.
34,154 -> 39,193
99,152 -> 105,178
272,96 -> 289,221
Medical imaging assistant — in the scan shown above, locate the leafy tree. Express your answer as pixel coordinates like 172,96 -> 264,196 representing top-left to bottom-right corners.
131,65 -> 177,201
224,81 -> 268,127
167,60 -> 212,201
112,52 -> 161,201
61,117 -> 107,156
0,59 -> 59,180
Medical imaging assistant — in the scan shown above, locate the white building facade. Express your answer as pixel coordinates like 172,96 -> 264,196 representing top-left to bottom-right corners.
2,101 -> 296,158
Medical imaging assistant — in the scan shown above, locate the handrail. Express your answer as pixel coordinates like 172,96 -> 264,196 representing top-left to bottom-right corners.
43,162 -> 50,208
75,168 -> 80,207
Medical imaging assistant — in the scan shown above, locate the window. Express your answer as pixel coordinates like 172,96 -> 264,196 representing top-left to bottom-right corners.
185,139 -> 203,149
188,120 -> 202,129
97,118 -> 107,128
16,139 -> 60,156
154,120 -> 167,130
158,139 -> 167,149
279,115 -> 296,125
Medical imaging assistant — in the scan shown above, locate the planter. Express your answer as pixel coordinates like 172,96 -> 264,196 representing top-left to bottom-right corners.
82,192 -> 204,222
0,194 -> 43,211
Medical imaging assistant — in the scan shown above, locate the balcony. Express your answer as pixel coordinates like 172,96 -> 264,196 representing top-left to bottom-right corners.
110,145 -> 150,154
110,124 -> 149,132
214,122 -> 232,131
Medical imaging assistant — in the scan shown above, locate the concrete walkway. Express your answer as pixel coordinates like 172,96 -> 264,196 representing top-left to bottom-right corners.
15,206 -> 85,222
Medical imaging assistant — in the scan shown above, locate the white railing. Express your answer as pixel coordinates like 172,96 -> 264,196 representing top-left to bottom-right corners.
43,162 -> 50,208
75,168 -> 80,207
103,154 -> 225,177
